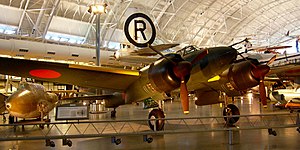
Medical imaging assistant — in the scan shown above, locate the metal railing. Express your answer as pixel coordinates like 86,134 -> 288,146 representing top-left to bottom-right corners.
0,112 -> 299,142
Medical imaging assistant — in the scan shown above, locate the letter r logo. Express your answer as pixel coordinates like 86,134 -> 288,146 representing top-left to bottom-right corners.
124,13 -> 156,47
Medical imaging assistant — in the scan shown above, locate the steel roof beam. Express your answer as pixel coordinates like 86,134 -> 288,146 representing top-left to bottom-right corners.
42,0 -> 61,40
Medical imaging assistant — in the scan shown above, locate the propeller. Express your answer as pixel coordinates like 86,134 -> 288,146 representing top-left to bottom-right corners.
251,65 -> 270,107
239,53 -> 275,107
149,45 -> 208,114
173,61 -> 192,114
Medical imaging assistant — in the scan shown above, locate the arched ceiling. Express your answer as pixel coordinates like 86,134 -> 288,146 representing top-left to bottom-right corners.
0,0 -> 299,49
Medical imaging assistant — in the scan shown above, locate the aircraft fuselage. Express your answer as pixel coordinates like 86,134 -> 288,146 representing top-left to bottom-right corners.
125,46 -> 237,103
5,83 -> 58,118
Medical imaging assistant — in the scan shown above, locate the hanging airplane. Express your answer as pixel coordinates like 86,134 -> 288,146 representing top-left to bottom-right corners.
112,43 -> 179,64
0,13 -> 273,131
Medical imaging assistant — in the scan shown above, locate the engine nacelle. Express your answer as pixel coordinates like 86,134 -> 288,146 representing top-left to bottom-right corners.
219,60 -> 260,96
148,54 -> 189,93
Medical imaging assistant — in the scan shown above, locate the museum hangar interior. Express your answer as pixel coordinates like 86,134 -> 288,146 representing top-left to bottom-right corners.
0,0 -> 299,149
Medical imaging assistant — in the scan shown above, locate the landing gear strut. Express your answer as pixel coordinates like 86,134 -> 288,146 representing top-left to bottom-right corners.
148,109 -> 165,131
8,115 -> 14,124
223,104 -> 240,126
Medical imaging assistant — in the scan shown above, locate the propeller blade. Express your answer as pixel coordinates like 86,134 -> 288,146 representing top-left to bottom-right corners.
259,80 -> 268,107
191,50 -> 208,65
251,64 -> 270,108
180,79 -> 189,114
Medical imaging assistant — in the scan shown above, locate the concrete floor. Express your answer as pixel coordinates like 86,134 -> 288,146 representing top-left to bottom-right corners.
0,94 -> 300,150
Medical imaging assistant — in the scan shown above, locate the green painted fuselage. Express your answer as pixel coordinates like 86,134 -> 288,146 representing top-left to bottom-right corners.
125,46 -> 237,103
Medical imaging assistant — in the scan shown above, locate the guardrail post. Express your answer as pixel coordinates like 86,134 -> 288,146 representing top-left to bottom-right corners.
228,129 -> 233,145
296,112 -> 300,133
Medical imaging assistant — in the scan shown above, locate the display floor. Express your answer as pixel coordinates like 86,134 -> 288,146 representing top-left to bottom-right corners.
0,94 -> 299,150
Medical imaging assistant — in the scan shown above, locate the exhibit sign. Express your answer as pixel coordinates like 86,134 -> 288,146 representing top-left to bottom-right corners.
55,104 -> 89,120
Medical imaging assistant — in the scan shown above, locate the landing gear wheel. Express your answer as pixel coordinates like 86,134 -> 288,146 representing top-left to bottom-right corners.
148,109 -> 165,131
223,104 -> 240,125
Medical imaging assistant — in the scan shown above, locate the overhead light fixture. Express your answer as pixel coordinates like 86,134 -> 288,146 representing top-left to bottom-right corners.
88,3 -> 108,14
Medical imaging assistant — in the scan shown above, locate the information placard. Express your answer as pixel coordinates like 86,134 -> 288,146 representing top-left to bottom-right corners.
55,104 -> 89,120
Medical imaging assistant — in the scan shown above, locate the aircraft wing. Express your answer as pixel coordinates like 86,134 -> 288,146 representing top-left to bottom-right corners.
0,57 -> 140,90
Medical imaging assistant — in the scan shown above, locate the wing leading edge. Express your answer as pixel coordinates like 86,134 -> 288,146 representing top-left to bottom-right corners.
0,57 -> 140,90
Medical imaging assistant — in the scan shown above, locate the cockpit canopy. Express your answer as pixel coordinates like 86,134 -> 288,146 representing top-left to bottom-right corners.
176,45 -> 202,56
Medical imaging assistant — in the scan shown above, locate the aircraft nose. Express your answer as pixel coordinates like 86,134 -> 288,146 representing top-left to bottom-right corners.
220,47 -> 238,65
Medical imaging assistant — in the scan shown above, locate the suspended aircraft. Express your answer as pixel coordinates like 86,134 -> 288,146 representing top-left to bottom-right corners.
112,43 -> 179,64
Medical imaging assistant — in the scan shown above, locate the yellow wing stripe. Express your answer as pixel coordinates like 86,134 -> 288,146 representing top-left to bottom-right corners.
69,64 -> 140,76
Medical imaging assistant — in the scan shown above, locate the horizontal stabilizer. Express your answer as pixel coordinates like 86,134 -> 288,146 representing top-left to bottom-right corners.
62,95 -> 113,101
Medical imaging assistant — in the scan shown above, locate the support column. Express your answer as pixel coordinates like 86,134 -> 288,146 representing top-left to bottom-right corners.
95,14 -> 101,66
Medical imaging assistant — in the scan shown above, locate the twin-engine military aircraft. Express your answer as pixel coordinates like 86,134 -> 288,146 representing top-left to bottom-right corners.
0,13 -> 272,130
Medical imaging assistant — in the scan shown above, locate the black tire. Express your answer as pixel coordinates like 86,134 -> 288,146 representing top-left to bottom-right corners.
223,104 -> 240,124
148,109 -> 165,131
